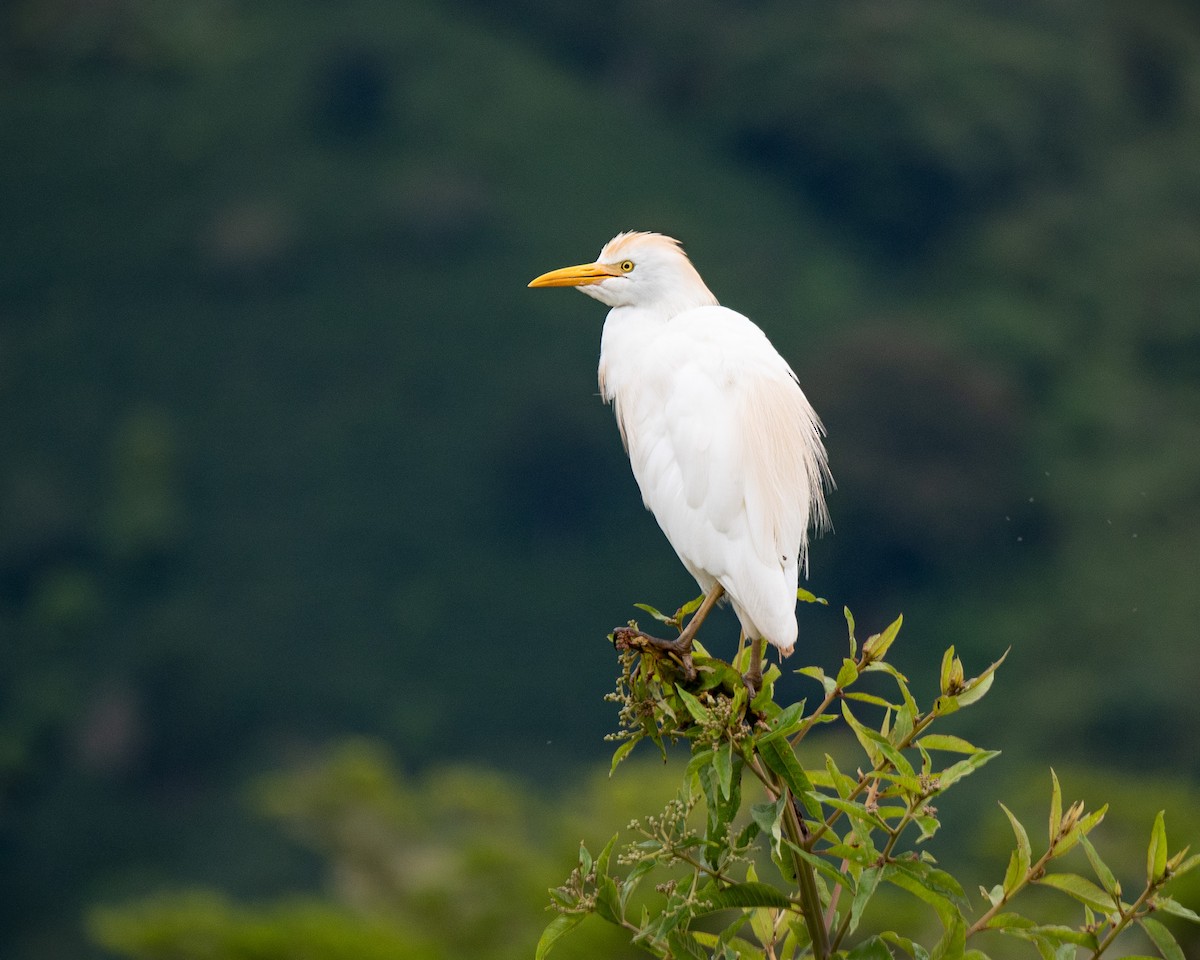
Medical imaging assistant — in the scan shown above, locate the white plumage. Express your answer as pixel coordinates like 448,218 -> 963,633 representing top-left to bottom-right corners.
530,232 -> 830,658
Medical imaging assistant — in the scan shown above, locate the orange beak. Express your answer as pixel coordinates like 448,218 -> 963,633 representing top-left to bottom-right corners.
528,261 -> 621,288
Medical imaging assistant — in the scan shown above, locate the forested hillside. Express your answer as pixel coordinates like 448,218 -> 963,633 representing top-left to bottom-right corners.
2,0 -> 1199,957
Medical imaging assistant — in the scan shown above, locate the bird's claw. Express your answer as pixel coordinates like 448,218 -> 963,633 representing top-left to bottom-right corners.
612,626 -> 697,681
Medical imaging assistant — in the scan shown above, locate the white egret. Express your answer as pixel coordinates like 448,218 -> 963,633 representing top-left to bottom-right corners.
529,232 -> 831,686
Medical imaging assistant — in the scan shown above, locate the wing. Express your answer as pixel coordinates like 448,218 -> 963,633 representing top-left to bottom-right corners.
613,305 -> 830,649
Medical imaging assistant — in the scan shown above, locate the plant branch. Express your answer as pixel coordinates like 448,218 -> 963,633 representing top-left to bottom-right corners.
1088,882 -> 1157,959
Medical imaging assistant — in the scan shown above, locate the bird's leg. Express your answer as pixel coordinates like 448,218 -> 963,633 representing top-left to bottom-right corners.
744,636 -> 765,696
673,582 -> 725,651
612,584 -> 726,679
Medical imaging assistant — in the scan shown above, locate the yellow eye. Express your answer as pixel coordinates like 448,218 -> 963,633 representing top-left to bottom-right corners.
620,260 -> 635,273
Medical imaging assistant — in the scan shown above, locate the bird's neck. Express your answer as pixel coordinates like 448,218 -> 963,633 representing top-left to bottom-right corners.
597,306 -> 669,403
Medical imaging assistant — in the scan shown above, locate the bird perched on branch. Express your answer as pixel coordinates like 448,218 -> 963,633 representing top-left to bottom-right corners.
529,232 -> 831,687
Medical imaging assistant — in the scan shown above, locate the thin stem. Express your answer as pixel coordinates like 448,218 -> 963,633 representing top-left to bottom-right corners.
806,711 -> 936,849
965,843 -> 1061,938
1088,883 -> 1157,959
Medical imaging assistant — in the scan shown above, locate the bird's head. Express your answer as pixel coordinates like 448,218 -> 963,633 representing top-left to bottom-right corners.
529,231 -> 718,315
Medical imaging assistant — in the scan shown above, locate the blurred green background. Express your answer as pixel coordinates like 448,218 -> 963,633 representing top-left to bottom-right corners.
3,0 -> 1200,957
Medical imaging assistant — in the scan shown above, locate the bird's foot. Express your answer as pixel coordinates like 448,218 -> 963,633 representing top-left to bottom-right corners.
742,666 -> 763,698
613,626 -> 696,680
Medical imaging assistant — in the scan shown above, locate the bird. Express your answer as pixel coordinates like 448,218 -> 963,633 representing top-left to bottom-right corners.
529,231 -> 831,688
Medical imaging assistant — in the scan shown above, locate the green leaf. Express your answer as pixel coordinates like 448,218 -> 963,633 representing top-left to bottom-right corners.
880,931 -> 931,960
846,935 -> 894,960
836,658 -> 860,689
595,875 -> 621,924
939,646 -> 956,694
936,750 -> 1000,790
768,700 -> 807,737
1079,833 -> 1119,897
610,738 -> 637,775
686,747 -> 715,781
1169,851 -> 1200,880
999,803 -> 1031,895
1049,769 -> 1062,846
797,587 -> 828,605
841,701 -> 881,765
666,930 -> 709,960
917,734 -> 979,753
633,602 -> 672,624
757,735 -> 819,817
785,839 -> 856,894
797,665 -> 837,695
1141,916 -> 1185,960
676,686 -> 712,724
848,865 -> 882,935
956,648 -> 1010,707
1148,810 -> 1168,884
864,613 -> 903,662
677,594 -> 706,618
930,915 -> 965,960
714,739 -> 734,800
620,859 -> 655,911
1156,896 -> 1200,924
595,833 -> 618,879
884,860 -> 967,930
697,882 -> 794,912
535,913 -> 585,960
825,754 -> 856,799
844,691 -> 900,709
1036,873 -> 1115,913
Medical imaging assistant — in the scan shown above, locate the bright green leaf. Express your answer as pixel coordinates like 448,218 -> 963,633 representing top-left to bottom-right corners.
714,739 -> 734,801
864,613 -> 903,662
1148,810 -> 1168,885
1079,834 -> 1119,897
841,701 -> 881,764
1036,873 -> 1115,913
917,734 -> 979,753
610,738 -> 637,775
633,602 -> 672,624
836,658 -> 860,689
797,665 -> 836,695
999,803 -> 1031,894
1049,769 -> 1062,846
939,646 -> 956,693
845,691 -> 901,709
797,587 -> 828,605
676,686 -> 712,724
677,594 -> 706,618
